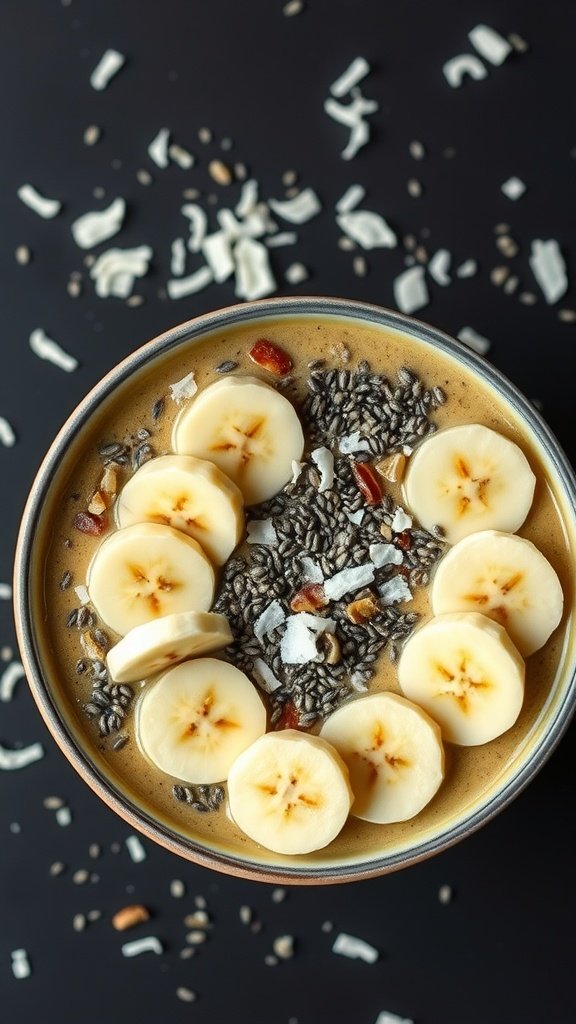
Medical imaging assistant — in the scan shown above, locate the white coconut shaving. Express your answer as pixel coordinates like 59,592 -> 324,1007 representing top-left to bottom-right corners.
167,265 -> 213,299
280,615 -> 320,665
29,329 -> 78,372
345,509 -> 365,526
148,128 -> 171,168
324,564 -> 375,601
11,949 -> 31,980
0,662 -> 25,702
324,93 -> 378,160
126,834 -> 147,863
393,265 -> 429,314
285,262 -> 309,285
0,582 -> 12,599
468,24 -> 512,66
74,584 -> 90,605
291,460 -> 303,483
122,937 -> 163,957
501,176 -> 526,200
456,259 -> 478,278
269,188 -> 322,224
338,432 -> 370,454
71,197 -> 126,249
169,370 -> 197,404
182,204 -> 208,252
428,248 -> 451,286
202,231 -> 235,282
234,237 -> 276,300
254,601 -> 287,643
246,519 -> 278,545
17,184 -> 62,219
311,447 -> 334,492
252,658 -> 282,693
335,184 -> 366,214
242,205 -> 275,239
170,237 -> 187,276
330,57 -> 371,98
332,932 -> 379,964
90,245 -> 153,298
0,417 -> 16,447
379,576 -> 412,605
168,143 -> 194,169
391,508 -> 413,532
235,178 -> 259,219
266,231 -> 298,248
443,54 -> 488,88
217,208 -> 242,240
369,543 -> 403,569
350,671 -> 369,693
375,1012 -> 414,1024
0,741 -> 44,770
529,240 -> 568,304
90,49 -> 125,90
298,612 -> 336,633
337,210 -> 397,249
299,556 -> 324,583
458,326 -> 491,355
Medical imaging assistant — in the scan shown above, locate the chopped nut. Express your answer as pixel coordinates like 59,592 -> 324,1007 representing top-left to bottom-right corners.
375,452 -> 407,484
248,338 -> 293,377
273,934 -> 295,959
379,522 -> 393,541
346,594 -> 380,623
88,491 -> 107,515
208,159 -> 233,186
80,630 -> 107,661
183,910 -> 210,929
100,466 -> 118,494
319,632 -> 341,665
330,340 -> 351,363
351,462 -> 384,504
112,904 -> 150,931
290,583 -> 327,613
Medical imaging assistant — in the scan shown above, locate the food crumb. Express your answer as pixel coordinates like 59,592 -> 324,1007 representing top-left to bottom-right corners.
265,954 -> 279,966
407,178 -> 423,198
15,245 -> 31,265
83,125 -> 101,147
56,805 -> 72,827
170,879 -> 186,898
126,834 -> 147,862
271,887 -> 287,903
11,949 -> 31,979
239,904 -> 253,925
176,987 -> 197,1003
273,934 -> 295,959
73,913 -> 87,932
283,0 -> 305,15
438,883 -> 453,904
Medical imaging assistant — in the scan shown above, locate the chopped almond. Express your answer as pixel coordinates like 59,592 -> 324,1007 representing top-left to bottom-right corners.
112,905 -> 150,931
80,630 -> 107,661
100,466 -> 118,494
290,583 -> 327,613
248,338 -> 293,377
88,490 -> 107,515
346,594 -> 380,623
375,452 -> 407,484
351,462 -> 383,504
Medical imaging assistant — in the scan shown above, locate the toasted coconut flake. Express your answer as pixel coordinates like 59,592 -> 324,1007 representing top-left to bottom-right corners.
456,259 -> 478,278
0,417 -> 16,447
252,658 -> 282,693
74,584 -> 90,605
235,179 -> 259,219
168,144 -> 194,169
280,615 -> 319,665
332,932 -> 378,963
369,543 -> 403,568
170,237 -> 187,277
17,184 -> 61,219
11,949 -> 31,979
148,128 -> 170,169
311,446 -> 334,493
169,370 -> 197,404
391,508 -> 413,532
299,556 -> 324,583
339,432 -> 370,454
0,741 -> 44,771
266,232 -> 298,248
247,519 -> 278,545
378,576 -> 412,605
90,245 -> 153,298
443,54 -> 487,88
529,239 -> 568,303
330,57 -> 371,98
0,582 -> 12,599
457,326 -> 491,355
234,237 -> 276,301
202,231 -> 235,282
335,184 -> 366,214
285,261 -> 309,285
122,936 -> 163,957
254,601 -> 286,643
337,210 -> 397,250
393,265 -> 429,314
269,188 -> 321,224
501,176 -> 526,200
71,198 -> 126,249
375,1013 -> 414,1024
167,265 -> 213,299
90,49 -> 125,90
182,204 -> 208,252
29,329 -> 78,372
126,835 -> 147,863
469,24 -> 512,65
0,662 -> 25,702
428,248 -> 451,286
324,564 -> 375,601
345,509 -> 365,526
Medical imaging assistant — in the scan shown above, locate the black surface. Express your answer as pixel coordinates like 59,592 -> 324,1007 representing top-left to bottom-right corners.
1,2 -> 575,1022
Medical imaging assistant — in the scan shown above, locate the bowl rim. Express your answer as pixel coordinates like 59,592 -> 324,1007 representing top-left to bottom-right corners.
13,294 -> 576,883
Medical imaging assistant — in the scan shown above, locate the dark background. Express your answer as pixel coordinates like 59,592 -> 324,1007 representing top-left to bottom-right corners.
1,2 -> 575,1022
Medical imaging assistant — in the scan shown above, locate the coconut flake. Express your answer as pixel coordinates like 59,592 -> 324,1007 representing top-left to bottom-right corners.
298,611 -> 336,633
11,949 -> 31,980
169,370 -> 197,404
456,259 -> 478,278
350,671 -> 370,692
254,601 -> 287,643
345,509 -> 365,526
0,662 -> 25,702
234,237 -> 276,301
369,543 -> 403,569
266,232 -> 298,248
235,179 -> 259,219
336,184 -> 366,214
252,658 -> 282,693
241,205 -> 275,239
337,210 -> 397,249
168,144 -> 194,169
391,508 -> 412,532
90,49 -> 125,90
501,176 -> 526,200
0,741 -> 44,771
375,1013 -> 414,1024
330,57 -> 371,98
74,584 -> 90,605
280,615 -> 320,665
311,447 -> 334,492
182,204 -> 208,252
202,231 -> 235,282
299,557 -> 324,583
167,265 -> 213,299
291,460 -> 303,484
122,936 -> 163,957
469,24 -> 512,65
530,240 -> 568,304
324,564 -> 375,601
0,583 -> 12,599
90,245 -> 153,298
17,184 -> 62,219
71,197 -> 126,249
338,432 -> 370,454
29,329 -> 78,372
170,237 -> 187,277
269,188 -> 322,224
332,932 -> 378,964
148,128 -> 170,168
247,520 -> 278,545
285,262 -> 309,285
443,54 -> 487,87
393,265 -> 429,314
428,248 -> 451,286
457,326 -> 491,355
56,805 -> 72,826
379,576 -> 412,605
0,417 -> 16,447
126,835 -> 147,862
324,94 -> 378,160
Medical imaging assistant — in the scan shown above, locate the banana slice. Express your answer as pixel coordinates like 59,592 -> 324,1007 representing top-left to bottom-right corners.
403,424 -> 536,544
320,692 -> 444,824
87,522 -> 215,636
136,658 -> 266,784
431,530 -> 564,657
397,611 -> 525,745
115,454 -> 244,566
107,610 -> 233,683
171,375 -> 305,505
227,730 -> 353,855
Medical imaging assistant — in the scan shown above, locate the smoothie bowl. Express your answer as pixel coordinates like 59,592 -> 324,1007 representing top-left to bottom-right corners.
13,296 -> 576,883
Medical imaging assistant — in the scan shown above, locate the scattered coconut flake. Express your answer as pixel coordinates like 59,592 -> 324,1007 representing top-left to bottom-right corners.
90,49 -> 125,90
122,936 -> 163,957
247,519 -> 278,545
332,932 -> 378,964
469,24 -> 512,65
457,326 -> 491,355
335,184 -> 366,214
324,564 -> 375,601
297,611 -> 337,633
254,601 -> 287,643
391,508 -> 412,532
330,57 -> 371,98
378,576 -> 412,605
242,205 -> 274,239
529,239 -> 568,304
375,1013 -> 414,1024
299,556 -> 324,583
17,184 -> 62,219
252,658 -> 282,693
90,245 -> 153,298
0,662 -> 25,702
235,179 -> 259,219
202,231 -> 235,283
280,616 -> 319,665
217,208 -> 242,240
456,259 -> 477,278
71,197 -> 126,249
169,144 -> 194,169
428,248 -> 451,286
501,176 -> 526,200
0,583 -> 12,599
338,432 -> 370,454
291,460 -> 303,484
148,128 -> 170,169
170,237 -> 187,277
0,417 -> 16,447
337,210 -> 397,249
324,94 -> 378,160
0,741 -> 44,771
266,232 -> 298,248
443,54 -> 487,88
285,262 -> 309,285
269,188 -> 322,224
74,584 -> 90,605
311,447 -> 334,492
56,805 -> 72,826
167,265 -> 213,299
169,371 -> 197,404
29,329 -> 78,372
11,949 -> 31,979
126,835 -> 147,863
182,204 -> 208,252
369,544 -> 403,569
393,265 -> 429,314
345,509 -> 365,526
234,237 -> 276,301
